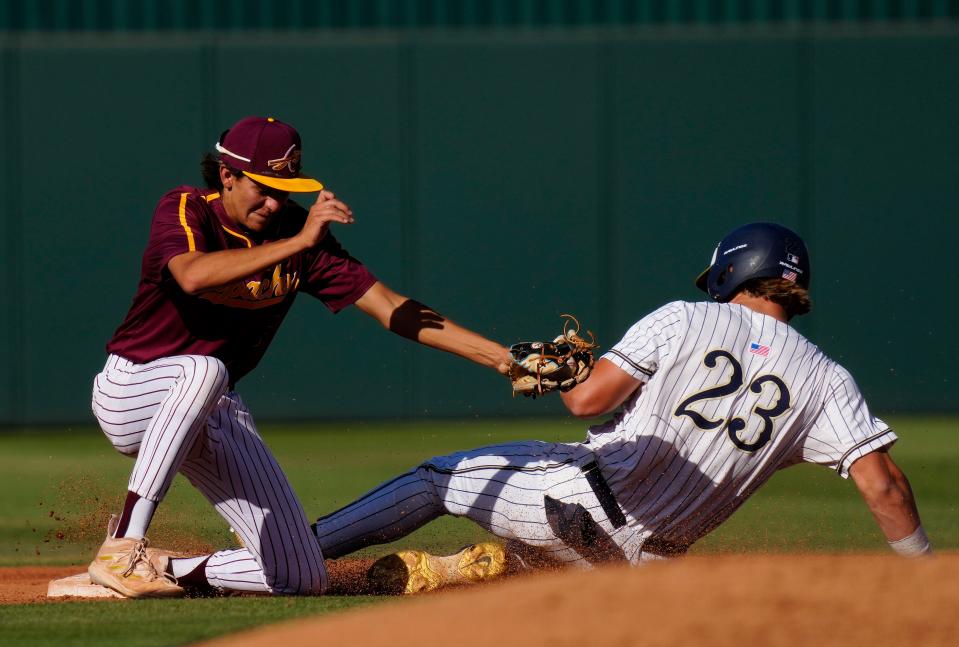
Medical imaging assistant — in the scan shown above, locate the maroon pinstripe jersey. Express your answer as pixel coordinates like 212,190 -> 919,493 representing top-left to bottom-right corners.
107,186 -> 377,384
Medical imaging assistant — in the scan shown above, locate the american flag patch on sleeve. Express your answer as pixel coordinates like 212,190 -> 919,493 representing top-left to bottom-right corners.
749,342 -> 771,356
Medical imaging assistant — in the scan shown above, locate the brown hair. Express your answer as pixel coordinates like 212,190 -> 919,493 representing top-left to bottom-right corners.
738,277 -> 812,318
200,152 -> 243,190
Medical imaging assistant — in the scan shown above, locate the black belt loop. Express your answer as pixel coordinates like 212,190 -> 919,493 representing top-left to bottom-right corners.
581,461 -> 627,529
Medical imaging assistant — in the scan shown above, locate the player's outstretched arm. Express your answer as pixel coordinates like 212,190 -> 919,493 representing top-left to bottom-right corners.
849,449 -> 932,556
354,281 -> 512,374
560,358 -> 642,419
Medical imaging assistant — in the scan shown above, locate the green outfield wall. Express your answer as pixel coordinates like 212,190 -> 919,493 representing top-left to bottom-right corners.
1,23 -> 957,425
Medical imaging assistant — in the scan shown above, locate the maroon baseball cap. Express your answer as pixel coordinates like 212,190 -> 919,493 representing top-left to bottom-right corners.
215,116 -> 324,193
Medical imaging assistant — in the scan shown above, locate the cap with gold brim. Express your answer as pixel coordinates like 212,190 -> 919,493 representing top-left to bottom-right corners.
216,115 -> 324,194
243,171 -> 323,193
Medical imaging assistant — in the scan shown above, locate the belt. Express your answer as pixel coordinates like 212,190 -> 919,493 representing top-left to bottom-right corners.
580,461 -> 627,529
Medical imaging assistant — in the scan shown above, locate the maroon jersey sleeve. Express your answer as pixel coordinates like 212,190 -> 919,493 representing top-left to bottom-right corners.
147,190 -> 213,280
301,233 -> 377,313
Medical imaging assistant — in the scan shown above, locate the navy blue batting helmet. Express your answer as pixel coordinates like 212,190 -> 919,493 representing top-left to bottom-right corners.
695,222 -> 811,302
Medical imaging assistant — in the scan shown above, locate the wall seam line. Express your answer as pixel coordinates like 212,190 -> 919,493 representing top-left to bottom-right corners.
4,38 -> 23,425
399,35 -> 418,420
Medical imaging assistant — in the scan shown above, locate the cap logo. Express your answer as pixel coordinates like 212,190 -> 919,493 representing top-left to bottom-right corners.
268,145 -> 301,174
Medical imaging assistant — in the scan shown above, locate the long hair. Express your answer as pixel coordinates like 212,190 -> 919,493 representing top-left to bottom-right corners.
737,277 -> 812,318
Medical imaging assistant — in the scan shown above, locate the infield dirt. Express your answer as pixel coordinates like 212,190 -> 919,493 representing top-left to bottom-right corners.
6,554 -> 957,646
199,553 -> 958,647
0,557 -> 376,603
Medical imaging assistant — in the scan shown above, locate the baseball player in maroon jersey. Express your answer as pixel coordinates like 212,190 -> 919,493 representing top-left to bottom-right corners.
88,115 -> 513,598
312,223 -> 931,594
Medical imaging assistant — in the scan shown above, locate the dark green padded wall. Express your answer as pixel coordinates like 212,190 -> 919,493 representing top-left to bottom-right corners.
1,25 -> 956,424
408,35 -> 605,416
608,35 -> 806,334
0,42 -> 17,422
810,32 -> 959,410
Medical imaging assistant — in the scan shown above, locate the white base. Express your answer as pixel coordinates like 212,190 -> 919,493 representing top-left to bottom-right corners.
48,573 -> 125,599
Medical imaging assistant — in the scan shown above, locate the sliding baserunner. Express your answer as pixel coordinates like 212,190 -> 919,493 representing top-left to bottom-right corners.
313,222 -> 931,594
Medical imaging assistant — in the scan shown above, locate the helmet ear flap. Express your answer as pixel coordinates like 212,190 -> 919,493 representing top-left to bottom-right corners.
715,264 -> 733,287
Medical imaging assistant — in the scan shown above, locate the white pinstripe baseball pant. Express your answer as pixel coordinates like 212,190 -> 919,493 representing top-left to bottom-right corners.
92,354 -> 326,595
314,440 -> 645,566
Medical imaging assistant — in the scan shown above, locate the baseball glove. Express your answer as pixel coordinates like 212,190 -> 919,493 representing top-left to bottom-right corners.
508,314 -> 599,398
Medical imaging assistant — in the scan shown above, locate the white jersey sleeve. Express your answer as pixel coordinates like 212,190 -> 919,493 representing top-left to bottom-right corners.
798,363 -> 897,478
601,302 -> 687,383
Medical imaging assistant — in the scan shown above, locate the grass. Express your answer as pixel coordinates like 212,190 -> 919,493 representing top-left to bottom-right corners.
0,415 -> 955,646
0,418 -> 590,566
699,416 -> 958,553
0,596 -> 385,647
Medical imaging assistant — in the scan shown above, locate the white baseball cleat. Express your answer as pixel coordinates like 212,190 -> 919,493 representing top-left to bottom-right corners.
86,515 -> 184,599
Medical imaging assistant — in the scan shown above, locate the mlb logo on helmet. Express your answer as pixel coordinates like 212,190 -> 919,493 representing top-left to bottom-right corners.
215,116 -> 324,193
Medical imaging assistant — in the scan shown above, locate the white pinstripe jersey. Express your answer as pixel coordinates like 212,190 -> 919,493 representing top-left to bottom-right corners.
590,300 -> 896,548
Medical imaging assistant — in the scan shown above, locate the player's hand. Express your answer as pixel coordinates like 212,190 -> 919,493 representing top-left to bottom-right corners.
496,349 -> 515,376
299,190 -> 354,248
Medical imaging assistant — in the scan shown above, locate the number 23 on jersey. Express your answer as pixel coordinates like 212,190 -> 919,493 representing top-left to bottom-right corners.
674,350 -> 791,452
